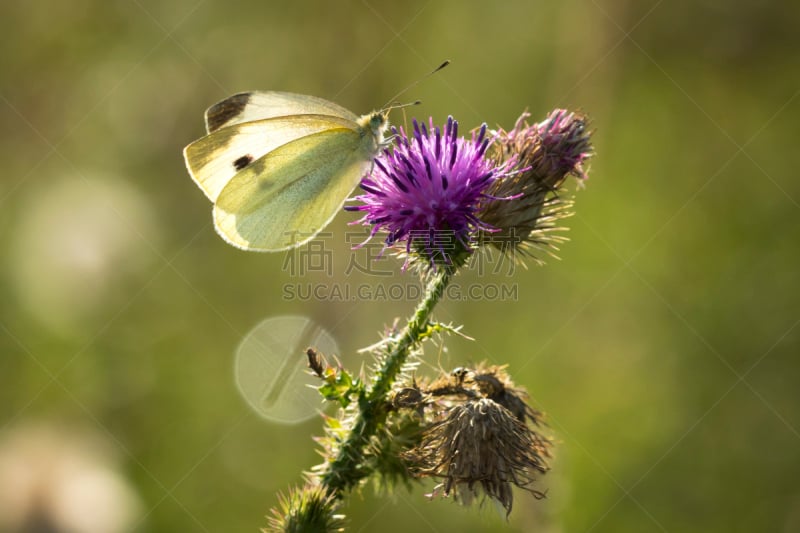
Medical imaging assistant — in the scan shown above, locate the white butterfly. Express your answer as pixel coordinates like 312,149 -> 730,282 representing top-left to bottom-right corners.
183,91 -> 388,251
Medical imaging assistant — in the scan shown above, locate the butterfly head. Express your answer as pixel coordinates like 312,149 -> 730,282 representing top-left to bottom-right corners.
357,111 -> 390,149
368,111 -> 388,136
371,111 -> 388,129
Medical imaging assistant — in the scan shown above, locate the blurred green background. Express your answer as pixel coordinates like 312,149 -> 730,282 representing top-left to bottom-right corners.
1,1 -> 798,531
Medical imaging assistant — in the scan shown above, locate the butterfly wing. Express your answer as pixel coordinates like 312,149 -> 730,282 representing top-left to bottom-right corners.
205,91 -> 359,133
213,127 -> 370,251
183,114 -> 356,202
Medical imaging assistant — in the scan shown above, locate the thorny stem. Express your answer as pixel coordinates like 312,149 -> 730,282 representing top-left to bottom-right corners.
319,267 -> 453,496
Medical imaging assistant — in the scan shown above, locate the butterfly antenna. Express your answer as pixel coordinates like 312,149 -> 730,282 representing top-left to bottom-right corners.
381,60 -> 450,111
385,100 -> 422,115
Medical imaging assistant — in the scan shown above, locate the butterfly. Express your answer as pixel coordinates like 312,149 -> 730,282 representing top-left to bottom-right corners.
183,91 -> 389,251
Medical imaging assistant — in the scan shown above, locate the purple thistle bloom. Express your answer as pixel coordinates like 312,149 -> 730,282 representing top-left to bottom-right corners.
346,116 -> 515,264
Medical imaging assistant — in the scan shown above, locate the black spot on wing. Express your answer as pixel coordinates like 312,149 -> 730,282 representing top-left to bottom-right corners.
233,154 -> 254,170
205,92 -> 251,133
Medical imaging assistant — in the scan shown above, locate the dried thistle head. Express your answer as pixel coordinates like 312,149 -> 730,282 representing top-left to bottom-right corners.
397,364 -> 553,514
404,398 -> 551,515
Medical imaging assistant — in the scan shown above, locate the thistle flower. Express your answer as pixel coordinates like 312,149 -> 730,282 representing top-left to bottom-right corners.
404,398 -> 551,515
346,117 -> 517,268
479,109 -> 593,263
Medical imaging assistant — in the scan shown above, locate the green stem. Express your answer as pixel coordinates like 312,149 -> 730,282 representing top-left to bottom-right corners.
320,267 -> 453,496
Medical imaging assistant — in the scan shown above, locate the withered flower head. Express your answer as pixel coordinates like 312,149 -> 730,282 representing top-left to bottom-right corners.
479,109 -> 594,264
404,397 -> 551,515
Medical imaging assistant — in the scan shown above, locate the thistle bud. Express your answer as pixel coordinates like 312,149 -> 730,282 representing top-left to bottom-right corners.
265,485 -> 345,533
